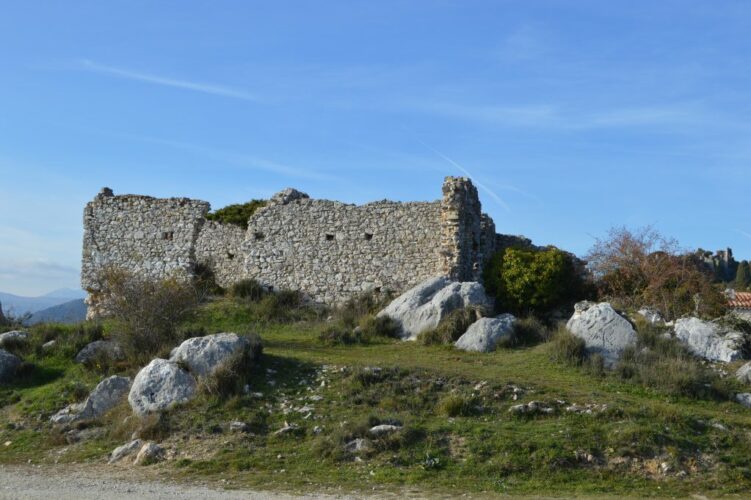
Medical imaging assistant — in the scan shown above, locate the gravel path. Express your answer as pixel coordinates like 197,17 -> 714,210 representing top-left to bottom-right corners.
0,465 -> 365,500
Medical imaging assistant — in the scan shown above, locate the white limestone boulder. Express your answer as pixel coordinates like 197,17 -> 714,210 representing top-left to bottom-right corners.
0,348 -> 21,382
566,302 -> 637,367
455,314 -> 516,353
51,375 -> 131,424
128,359 -> 197,417
0,330 -> 28,348
673,318 -> 744,363
109,439 -> 143,464
169,333 -> 250,378
737,362 -> 751,384
377,277 -> 492,340
134,442 -> 165,465
75,340 -> 124,365
736,393 -> 751,409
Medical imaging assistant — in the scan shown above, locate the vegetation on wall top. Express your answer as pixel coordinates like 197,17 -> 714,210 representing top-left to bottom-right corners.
206,199 -> 267,229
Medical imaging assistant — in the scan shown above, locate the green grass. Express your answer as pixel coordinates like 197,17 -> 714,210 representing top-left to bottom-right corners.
2,299 -> 751,497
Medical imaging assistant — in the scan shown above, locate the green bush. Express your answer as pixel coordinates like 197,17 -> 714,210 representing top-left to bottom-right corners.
417,306 -> 485,345
436,394 -> 476,417
484,246 -> 589,316
358,314 -> 401,339
230,279 -> 267,301
333,291 -> 394,329
206,199 -> 266,229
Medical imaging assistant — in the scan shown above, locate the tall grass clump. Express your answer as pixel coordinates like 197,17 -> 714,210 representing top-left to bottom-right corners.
418,306 -> 485,345
548,326 -> 587,366
200,333 -> 263,399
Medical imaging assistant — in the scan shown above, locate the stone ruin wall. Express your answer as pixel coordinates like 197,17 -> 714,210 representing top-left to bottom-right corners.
194,220 -> 246,289
81,177 -> 498,311
244,199 -> 443,303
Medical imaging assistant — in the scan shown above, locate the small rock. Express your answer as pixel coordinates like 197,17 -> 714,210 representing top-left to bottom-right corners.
509,401 -> 554,415
0,331 -> 27,348
736,393 -> 751,408
368,424 -> 401,437
455,314 -> 516,353
344,438 -> 371,454
42,340 -> 56,350
109,439 -> 143,464
736,362 -> 751,384
273,422 -> 300,436
229,421 -> 251,433
75,340 -> 124,365
134,442 -> 165,465
0,349 -> 22,383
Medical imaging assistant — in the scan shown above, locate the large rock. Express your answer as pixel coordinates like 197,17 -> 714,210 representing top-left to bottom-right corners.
134,442 -> 165,465
673,318 -> 744,363
75,340 -> 124,365
0,348 -> 21,382
377,277 -> 492,340
0,331 -> 28,348
128,359 -> 197,417
566,302 -> 637,367
109,439 -> 143,464
737,362 -> 751,384
51,375 -> 131,424
455,314 -> 516,353
169,333 -> 250,378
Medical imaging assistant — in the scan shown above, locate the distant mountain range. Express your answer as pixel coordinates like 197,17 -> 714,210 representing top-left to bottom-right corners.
26,299 -> 88,325
0,288 -> 87,318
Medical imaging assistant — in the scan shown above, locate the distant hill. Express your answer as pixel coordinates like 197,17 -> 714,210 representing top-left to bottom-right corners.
0,289 -> 87,318
26,299 -> 87,325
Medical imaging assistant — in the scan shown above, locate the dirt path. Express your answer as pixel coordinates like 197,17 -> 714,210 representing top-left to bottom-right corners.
0,464 -> 367,500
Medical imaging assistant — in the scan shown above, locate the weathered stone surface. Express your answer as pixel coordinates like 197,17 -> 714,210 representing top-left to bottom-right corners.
673,318 -> 744,363
109,439 -> 143,464
737,362 -> 751,384
377,277 -> 491,340
134,442 -> 165,465
52,375 -> 132,424
0,349 -> 21,382
169,333 -> 249,378
0,331 -> 27,348
566,302 -> 637,367
344,438 -> 371,454
128,359 -> 197,417
736,393 -> 751,408
82,177 -> 498,309
74,340 -> 124,365
368,424 -> 401,437
637,307 -> 665,325
455,314 -> 516,353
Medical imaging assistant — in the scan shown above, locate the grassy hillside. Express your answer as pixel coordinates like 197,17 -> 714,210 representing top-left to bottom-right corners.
2,297 -> 751,497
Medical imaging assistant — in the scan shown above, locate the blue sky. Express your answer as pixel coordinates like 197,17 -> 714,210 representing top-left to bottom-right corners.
1,1 -> 750,296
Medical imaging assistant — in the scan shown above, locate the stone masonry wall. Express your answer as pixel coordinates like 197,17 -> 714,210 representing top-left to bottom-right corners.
243,199 -> 443,303
195,221 -> 246,288
82,177 -> 497,310
81,188 -> 210,317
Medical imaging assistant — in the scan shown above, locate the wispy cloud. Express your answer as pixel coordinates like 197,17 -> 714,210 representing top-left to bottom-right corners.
735,229 -> 751,240
112,132 -> 338,182
412,137 -> 511,212
78,59 -> 261,102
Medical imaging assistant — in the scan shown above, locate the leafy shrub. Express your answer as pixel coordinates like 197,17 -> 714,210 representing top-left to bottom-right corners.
484,246 -> 590,316
205,199 -> 266,229
318,325 -> 363,345
230,279 -> 267,301
417,306 -> 485,345
254,290 -> 309,322
97,268 -> 200,366
333,291 -> 394,329
587,226 -> 727,319
548,327 -> 587,366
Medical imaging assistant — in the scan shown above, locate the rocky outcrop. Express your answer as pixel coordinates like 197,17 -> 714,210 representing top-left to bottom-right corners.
109,439 -> 143,464
0,331 -> 27,348
128,359 -> 197,417
51,375 -> 131,424
566,302 -> 637,367
736,393 -> 751,409
75,340 -> 124,365
0,349 -> 21,382
673,318 -> 744,363
737,362 -> 751,384
134,442 -> 165,465
169,333 -> 250,378
455,314 -> 516,353
377,277 -> 491,340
